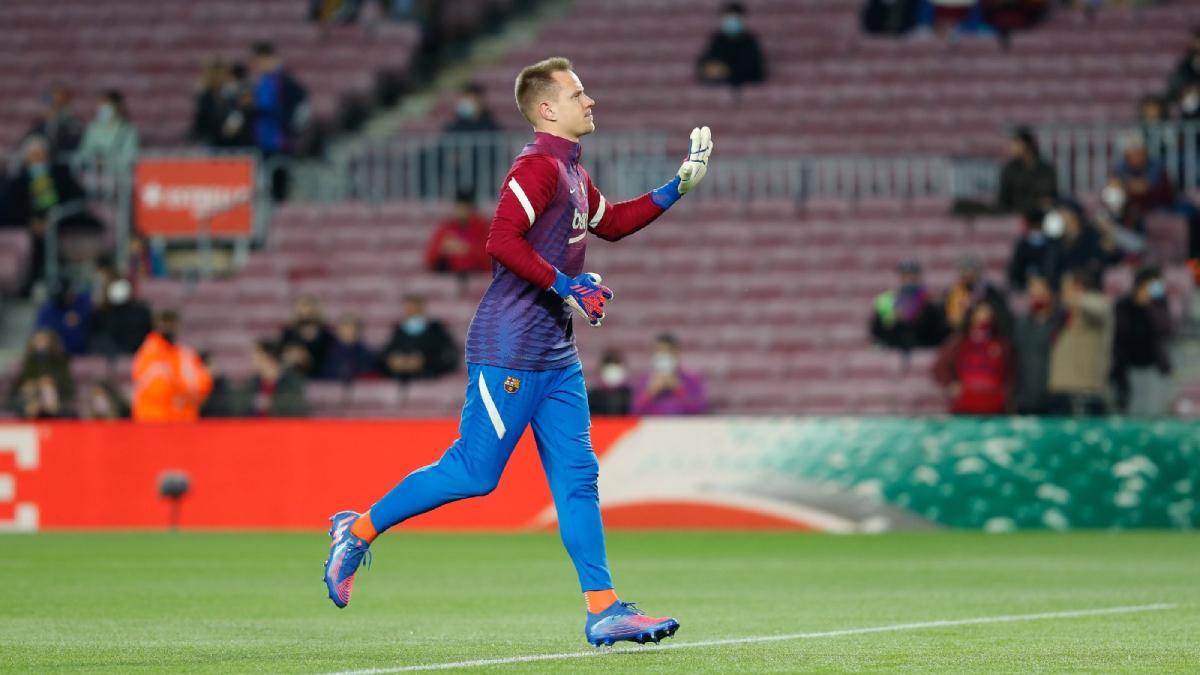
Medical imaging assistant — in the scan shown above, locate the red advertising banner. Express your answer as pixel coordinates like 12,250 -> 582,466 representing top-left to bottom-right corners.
0,420 -> 638,532
134,156 -> 256,238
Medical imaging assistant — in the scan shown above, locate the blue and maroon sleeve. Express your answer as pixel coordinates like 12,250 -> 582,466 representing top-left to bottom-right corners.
585,176 -> 667,243
486,155 -> 559,290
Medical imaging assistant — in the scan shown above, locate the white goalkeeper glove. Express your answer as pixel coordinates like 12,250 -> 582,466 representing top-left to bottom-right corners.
650,126 -> 714,208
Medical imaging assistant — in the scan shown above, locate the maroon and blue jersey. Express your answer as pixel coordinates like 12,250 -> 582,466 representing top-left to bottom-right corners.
465,132 -> 666,371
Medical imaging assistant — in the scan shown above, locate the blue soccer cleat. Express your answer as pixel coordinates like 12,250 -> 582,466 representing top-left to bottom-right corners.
323,510 -> 371,608
585,601 -> 680,647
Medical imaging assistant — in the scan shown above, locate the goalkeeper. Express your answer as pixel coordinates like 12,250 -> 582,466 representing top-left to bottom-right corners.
323,57 -> 712,647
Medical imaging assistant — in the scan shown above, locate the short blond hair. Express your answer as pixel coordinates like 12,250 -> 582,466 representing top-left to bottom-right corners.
514,57 -> 573,124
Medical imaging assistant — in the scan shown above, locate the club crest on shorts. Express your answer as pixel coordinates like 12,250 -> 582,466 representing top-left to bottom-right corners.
503,376 -> 521,394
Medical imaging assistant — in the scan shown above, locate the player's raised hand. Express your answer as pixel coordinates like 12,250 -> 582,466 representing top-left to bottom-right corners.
552,271 -> 614,327
677,125 -> 713,195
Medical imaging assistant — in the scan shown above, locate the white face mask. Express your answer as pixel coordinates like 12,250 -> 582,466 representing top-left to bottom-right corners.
403,317 -> 427,335
106,278 -> 131,305
600,364 -> 626,387
1101,185 -> 1126,213
1184,93 -> 1200,115
653,353 -> 678,374
95,103 -> 115,124
1042,211 -> 1065,239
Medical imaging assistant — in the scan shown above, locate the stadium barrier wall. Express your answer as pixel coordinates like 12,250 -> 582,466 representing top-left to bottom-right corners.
0,418 -> 1196,532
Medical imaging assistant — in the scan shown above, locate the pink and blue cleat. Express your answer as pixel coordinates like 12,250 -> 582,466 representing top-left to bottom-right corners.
585,601 -> 680,647
323,511 -> 371,608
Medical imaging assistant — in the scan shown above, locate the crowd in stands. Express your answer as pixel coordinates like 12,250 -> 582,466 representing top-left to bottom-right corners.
874,122 -> 1181,417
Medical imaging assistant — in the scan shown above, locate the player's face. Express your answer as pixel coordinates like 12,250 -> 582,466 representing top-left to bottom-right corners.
551,70 -> 595,139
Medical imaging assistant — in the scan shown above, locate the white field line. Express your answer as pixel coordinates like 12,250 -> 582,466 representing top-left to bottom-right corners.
322,603 -> 1175,674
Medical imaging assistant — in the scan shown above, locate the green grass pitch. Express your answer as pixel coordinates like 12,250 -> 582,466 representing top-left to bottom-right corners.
2,532 -> 1197,672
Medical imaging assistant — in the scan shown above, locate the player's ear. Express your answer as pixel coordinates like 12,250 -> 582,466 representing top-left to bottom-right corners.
539,100 -> 556,123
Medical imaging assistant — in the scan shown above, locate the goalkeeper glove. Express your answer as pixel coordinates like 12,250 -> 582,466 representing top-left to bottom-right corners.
551,270 -> 614,327
650,125 -> 714,208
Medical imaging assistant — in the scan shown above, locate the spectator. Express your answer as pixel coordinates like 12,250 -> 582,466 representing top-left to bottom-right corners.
1178,81 -> 1200,122
696,3 -> 766,88
426,189 -> 491,275
252,42 -> 309,200
27,83 -> 82,156
1011,275 -> 1062,415
1094,178 -> 1148,257
127,231 -> 168,286
1166,26 -> 1200,104
861,0 -> 920,36
280,295 -> 334,378
942,255 -> 1010,334
980,0 -> 1048,46
869,259 -> 946,352
1113,267 -> 1173,416
1007,208 -> 1057,291
237,340 -> 309,417
996,127 -> 1057,214
88,276 -> 153,356
199,353 -> 237,418
1043,201 -> 1120,283
35,278 -> 91,356
8,329 -> 74,419
1112,134 -> 1200,267
380,295 -> 460,382
632,334 -> 708,415
1047,270 -> 1112,416
77,90 -> 139,170
79,381 -> 128,420
587,349 -> 633,416
131,309 -> 213,421
2,135 -> 101,294
191,57 -> 230,145
442,82 -> 499,134
319,317 -> 376,382
933,299 -> 1014,415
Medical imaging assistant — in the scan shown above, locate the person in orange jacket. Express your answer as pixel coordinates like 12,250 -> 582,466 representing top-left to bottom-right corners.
132,309 -> 212,421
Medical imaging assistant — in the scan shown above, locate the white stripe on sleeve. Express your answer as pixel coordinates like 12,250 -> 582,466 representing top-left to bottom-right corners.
507,178 -> 536,227
588,195 -> 607,230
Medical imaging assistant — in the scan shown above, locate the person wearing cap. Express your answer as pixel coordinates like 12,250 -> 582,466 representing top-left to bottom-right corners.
131,309 -> 212,422
870,259 -> 947,352
942,255 -> 1010,335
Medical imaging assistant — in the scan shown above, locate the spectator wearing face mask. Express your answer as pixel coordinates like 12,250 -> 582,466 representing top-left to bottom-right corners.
1113,267 -> 1174,416
1041,202 -> 1121,285
1111,134 -> 1200,268
9,329 -> 74,419
1047,270 -> 1112,416
77,90 -> 139,170
587,349 -> 632,416
319,317 -> 376,382
442,82 -> 499,134
1007,208 -> 1058,292
131,309 -> 213,422
1012,275 -> 1062,415
697,3 -> 766,88
632,334 -> 708,416
380,295 -> 460,382
870,259 -> 947,352
933,300 -> 1014,416
426,189 -> 491,276
280,295 -> 334,378
1179,81 -> 1200,122
27,83 -> 82,156
88,274 -> 152,356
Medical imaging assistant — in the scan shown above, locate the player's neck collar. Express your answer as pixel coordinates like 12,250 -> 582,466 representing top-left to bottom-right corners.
533,131 -> 582,164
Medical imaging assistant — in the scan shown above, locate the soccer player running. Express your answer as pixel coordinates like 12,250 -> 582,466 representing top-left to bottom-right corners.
323,57 -> 713,647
